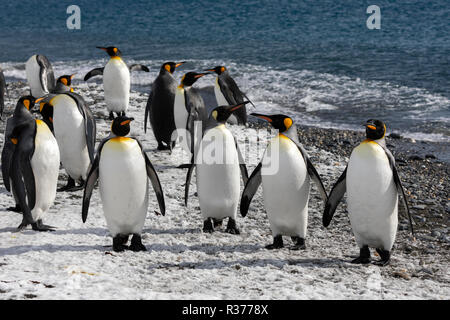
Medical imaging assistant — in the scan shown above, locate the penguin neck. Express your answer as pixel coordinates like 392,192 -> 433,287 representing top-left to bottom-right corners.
364,137 -> 386,148
278,124 -> 299,144
110,56 -> 122,61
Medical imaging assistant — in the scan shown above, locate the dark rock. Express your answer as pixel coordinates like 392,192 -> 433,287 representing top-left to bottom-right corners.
413,205 -> 426,210
425,154 -> 437,159
408,155 -> 423,161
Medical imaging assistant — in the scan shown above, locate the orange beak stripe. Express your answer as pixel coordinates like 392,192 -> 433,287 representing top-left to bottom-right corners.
367,125 -> 376,130
255,115 -> 273,123
120,120 -> 131,126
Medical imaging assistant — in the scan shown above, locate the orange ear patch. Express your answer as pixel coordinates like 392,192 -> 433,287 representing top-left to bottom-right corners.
11,138 -> 18,145
61,78 -> 68,85
23,99 -> 30,110
284,117 -> 293,129
165,64 -> 171,72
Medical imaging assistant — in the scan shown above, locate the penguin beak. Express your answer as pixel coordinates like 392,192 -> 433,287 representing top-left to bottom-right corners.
250,113 -> 273,123
120,117 -> 134,126
194,73 -> 208,79
70,74 -> 76,79
35,97 -> 45,104
228,101 -> 251,112
204,68 -> 216,72
96,47 -> 107,51
175,61 -> 186,68
365,122 -> 377,130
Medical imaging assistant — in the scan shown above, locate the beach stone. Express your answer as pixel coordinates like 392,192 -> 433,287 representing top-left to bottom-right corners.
413,205 -> 426,210
425,154 -> 436,159
408,155 -> 423,161
390,133 -> 402,139
431,230 -> 441,238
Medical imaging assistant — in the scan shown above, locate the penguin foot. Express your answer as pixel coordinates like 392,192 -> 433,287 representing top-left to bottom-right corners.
203,219 -> 214,233
225,218 -> 240,235
108,112 -> 115,120
129,234 -> 147,252
265,235 -> 283,250
112,235 -> 129,252
351,245 -> 371,264
58,177 -> 76,192
290,236 -> 306,250
17,222 -> 29,231
32,220 -> 56,232
373,248 -> 390,266
7,204 -> 22,213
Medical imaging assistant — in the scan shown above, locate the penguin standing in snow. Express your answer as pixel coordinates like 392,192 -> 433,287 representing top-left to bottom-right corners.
25,55 -> 56,98
6,96 -> 60,231
240,113 -> 328,249
42,92 -> 96,191
204,66 -> 254,125
82,116 -> 165,252
173,72 -> 209,160
185,102 -> 250,233
323,119 -> 414,266
144,61 -> 185,151
84,46 -> 149,120
2,96 -> 37,213
0,66 -> 6,118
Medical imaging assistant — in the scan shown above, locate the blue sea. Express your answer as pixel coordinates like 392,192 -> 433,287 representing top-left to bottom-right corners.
0,0 -> 449,142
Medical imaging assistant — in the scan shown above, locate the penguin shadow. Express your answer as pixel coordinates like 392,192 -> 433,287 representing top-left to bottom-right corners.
148,257 -> 344,271
0,243 -> 105,256
143,227 -> 199,235
144,242 -> 262,255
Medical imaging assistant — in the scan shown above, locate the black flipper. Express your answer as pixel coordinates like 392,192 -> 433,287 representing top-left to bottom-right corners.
81,140 -> 106,223
135,139 -> 165,216
381,146 -> 415,236
0,68 -> 6,118
129,64 -> 150,72
36,55 -> 55,93
1,139 -> 14,192
10,121 -> 37,228
144,89 -> 152,134
240,162 -> 262,217
184,161 -> 195,207
323,166 -> 347,227
83,67 -> 104,81
293,141 -> 328,203
234,137 -> 248,185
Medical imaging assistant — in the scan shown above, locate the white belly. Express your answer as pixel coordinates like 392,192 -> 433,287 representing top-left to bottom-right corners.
261,135 -> 310,237
196,125 -> 240,219
347,141 -> 398,250
52,94 -> 91,180
173,87 -> 190,149
103,58 -> 130,113
25,55 -> 47,98
31,120 -> 60,221
99,137 -> 148,236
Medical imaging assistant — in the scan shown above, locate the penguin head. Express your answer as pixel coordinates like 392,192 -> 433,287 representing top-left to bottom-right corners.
18,95 -> 38,111
57,74 -> 75,87
365,119 -> 386,140
161,61 -> 186,74
211,101 -> 251,123
111,116 -> 134,137
205,66 -> 227,75
179,72 -> 208,88
250,113 -> 294,133
97,46 -> 122,57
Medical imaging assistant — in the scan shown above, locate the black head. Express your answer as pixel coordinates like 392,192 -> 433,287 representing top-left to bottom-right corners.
365,119 -> 386,140
205,66 -> 227,75
18,95 -> 38,111
161,61 -> 186,74
211,101 -> 251,123
179,72 -> 208,87
111,116 -> 134,136
250,113 -> 294,133
97,46 -> 122,57
57,74 -> 75,87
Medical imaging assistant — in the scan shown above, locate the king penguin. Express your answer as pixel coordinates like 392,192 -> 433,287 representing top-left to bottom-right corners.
204,66 -> 255,125
25,55 -> 56,98
42,92 -> 96,191
0,66 -> 6,118
7,96 -> 60,231
2,96 -> 37,213
240,113 -> 328,249
39,74 -> 76,133
173,72 -> 209,160
84,46 -> 149,120
322,119 -> 414,266
144,61 -> 186,151
82,116 -> 166,252
185,102 -> 250,233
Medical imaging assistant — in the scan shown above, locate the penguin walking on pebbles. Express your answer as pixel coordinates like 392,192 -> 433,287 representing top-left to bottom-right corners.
145,61 -> 185,151
185,102 -> 250,234
240,113 -> 328,250
323,119 -> 414,266
5,96 -> 60,231
84,46 -> 149,120
82,116 -> 166,252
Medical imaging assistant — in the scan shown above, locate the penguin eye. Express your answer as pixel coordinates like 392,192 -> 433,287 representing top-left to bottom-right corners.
283,118 -> 293,130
